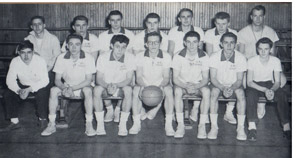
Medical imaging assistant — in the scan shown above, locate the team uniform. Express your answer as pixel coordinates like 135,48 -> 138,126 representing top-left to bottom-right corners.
168,26 -> 205,54
132,30 -> 169,54
204,28 -> 238,53
238,25 -> 279,59
98,28 -> 135,53
4,54 -> 49,120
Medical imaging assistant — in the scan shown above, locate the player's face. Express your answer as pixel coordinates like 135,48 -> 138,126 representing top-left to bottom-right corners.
112,42 -> 127,59
31,18 -> 45,35
109,15 -> 122,30
178,11 -> 193,26
257,43 -> 271,58
221,37 -> 236,53
146,18 -> 159,33
67,38 -> 82,55
251,9 -> 265,26
146,36 -> 161,53
184,37 -> 199,53
19,48 -> 34,65
72,20 -> 89,37
215,18 -> 230,34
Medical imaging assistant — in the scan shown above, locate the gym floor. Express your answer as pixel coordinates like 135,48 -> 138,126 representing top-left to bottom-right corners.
0,100 -> 291,158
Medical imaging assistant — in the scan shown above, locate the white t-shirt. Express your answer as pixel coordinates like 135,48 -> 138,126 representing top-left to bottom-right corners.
247,55 -> 282,82
237,25 -> 279,59
98,28 -> 135,52
209,50 -> 247,86
172,48 -> 209,83
96,50 -> 135,83
135,50 -> 172,86
168,26 -> 205,54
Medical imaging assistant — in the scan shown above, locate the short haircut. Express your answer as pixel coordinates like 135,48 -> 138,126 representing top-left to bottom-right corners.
66,33 -> 83,44
144,32 -> 162,43
214,12 -> 230,22
110,34 -> 129,45
108,10 -> 123,19
31,16 -> 45,24
176,8 -> 193,26
220,32 -> 237,43
251,5 -> 266,15
183,31 -> 200,41
256,37 -> 273,49
145,13 -> 160,22
72,15 -> 89,25
17,40 -> 34,51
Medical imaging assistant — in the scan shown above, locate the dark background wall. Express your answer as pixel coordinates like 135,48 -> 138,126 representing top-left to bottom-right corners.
0,2 -> 292,56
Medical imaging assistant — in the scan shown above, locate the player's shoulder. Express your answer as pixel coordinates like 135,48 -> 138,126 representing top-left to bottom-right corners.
88,33 -> 99,40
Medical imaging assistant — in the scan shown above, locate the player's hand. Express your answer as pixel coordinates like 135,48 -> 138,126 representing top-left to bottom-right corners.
107,83 -> 115,95
19,88 -> 31,100
223,87 -> 232,98
265,89 -> 274,100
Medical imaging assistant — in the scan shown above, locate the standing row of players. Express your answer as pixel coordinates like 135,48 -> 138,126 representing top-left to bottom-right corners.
0,5 -> 290,141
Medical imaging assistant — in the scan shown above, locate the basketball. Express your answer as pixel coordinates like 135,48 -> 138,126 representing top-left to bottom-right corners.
141,86 -> 164,107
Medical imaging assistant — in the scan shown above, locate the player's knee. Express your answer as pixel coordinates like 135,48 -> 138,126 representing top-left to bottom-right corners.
174,86 -> 183,97
211,88 -> 220,99
235,88 -> 245,100
123,86 -> 132,97
201,86 -> 210,96
93,86 -> 104,97
82,87 -> 93,97
163,86 -> 173,95
50,87 -> 61,98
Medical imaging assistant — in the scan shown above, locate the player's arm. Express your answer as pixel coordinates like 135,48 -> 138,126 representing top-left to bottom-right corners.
136,66 -> 147,87
270,70 -> 281,92
210,67 -> 225,91
54,73 -> 68,90
158,68 -> 170,87
229,71 -> 244,91
115,70 -> 134,88
173,69 -> 188,89
195,69 -> 209,89
70,73 -> 93,91
96,71 -> 109,88
247,69 -> 268,92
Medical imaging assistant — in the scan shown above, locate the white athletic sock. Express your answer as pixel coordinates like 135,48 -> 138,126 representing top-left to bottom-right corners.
237,114 -> 245,128
199,114 -> 208,126
176,113 -> 184,125
248,122 -> 257,130
283,123 -> 291,131
210,114 -> 218,129
85,114 -> 93,122
120,112 -> 130,123
165,114 -> 173,123
11,118 -> 19,124
48,114 -> 56,124
95,111 -> 104,122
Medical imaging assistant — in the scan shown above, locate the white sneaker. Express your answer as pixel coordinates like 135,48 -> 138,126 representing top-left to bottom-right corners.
236,127 -> 247,141
174,124 -> 185,138
224,112 -> 237,124
118,122 -> 128,136
85,122 -> 96,137
257,103 -> 266,119
165,122 -> 175,136
189,108 -> 198,122
114,107 -> 121,123
207,127 -> 218,139
197,124 -> 207,139
41,122 -> 56,136
104,107 -> 114,122
129,122 -> 141,135
96,122 -> 106,135
141,108 -> 147,121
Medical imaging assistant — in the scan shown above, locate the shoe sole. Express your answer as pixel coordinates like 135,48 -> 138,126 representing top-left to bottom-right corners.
236,137 -> 247,141
118,132 -> 128,136
166,132 -> 175,137
86,132 -> 97,137
41,130 -> 56,136
224,117 -> 237,124
129,130 -> 140,135
104,119 -> 113,122
96,132 -> 106,135
197,135 -> 207,139
189,115 -> 197,122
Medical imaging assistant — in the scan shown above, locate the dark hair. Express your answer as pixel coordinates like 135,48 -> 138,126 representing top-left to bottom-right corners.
143,13 -> 160,29
17,40 -> 34,51
111,34 -> 129,45
144,32 -> 162,43
220,32 -> 237,43
214,12 -> 230,22
176,8 -> 193,26
72,15 -> 89,26
256,37 -> 273,52
31,16 -> 45,24
183,31 -> 200,41
106,10 -> 123,28
66,33 -> 83,43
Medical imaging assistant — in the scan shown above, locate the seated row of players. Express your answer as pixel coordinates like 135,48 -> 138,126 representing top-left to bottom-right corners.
0,5 -> 291,141
1,30 -> 291,141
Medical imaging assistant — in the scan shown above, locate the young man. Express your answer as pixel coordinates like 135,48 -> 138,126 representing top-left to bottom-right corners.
172,31 -> 210,138
93,35 -> 135,136
132,13 -> 169,55
246,38 -> 291,141
61,15 -> 100,61
130,32 -> 174,136
41,34 -> 96,137
168,8 -> 205,56
25,15 -> 61,85
209,32 -> 247,140
98,10 -> 135,55
0,41 -> 49,132
204,12 -> 238,125
238,5 -> 286,119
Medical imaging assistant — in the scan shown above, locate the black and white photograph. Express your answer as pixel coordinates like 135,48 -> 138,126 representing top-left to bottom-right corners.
0,1 -> 293,158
